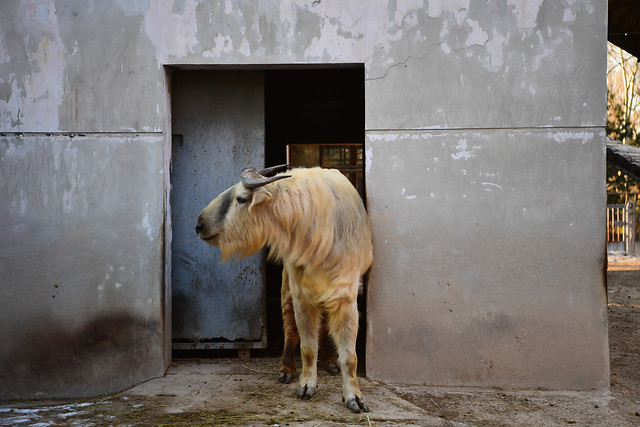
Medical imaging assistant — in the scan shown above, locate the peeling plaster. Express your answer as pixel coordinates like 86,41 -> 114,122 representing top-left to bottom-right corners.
451,139 -> 477,160
224,0 -> 233,14
0,0 -> 66,131
203,33 -> 234,58
302,1 -> 389,62
142,213 -> 154,241
484,29 -> 508,72
401,187 -> 417,200
428,0 -> 470,25
563,8 -> 576,23
465,19 -> 488,47
365,0 -> 586,84
238,38 -> 251,56
507,0 -> 544,29
365,146 -> 373,174
0,1 -> 606,131
143,0 -> 198,62
549,131 -> 595,145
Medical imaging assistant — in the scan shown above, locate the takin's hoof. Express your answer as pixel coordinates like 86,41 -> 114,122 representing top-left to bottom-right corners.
343,396 -> 370,413
296,384 -> 317,400
279,370 -> 295,384
325,360 -> 340,375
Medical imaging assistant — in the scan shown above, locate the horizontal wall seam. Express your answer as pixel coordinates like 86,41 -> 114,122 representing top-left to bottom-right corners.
366,126 -> 605,132
0,132 -> 164,137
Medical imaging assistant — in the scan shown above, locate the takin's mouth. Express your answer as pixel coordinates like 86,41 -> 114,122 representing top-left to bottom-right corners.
200,233 -> 220,246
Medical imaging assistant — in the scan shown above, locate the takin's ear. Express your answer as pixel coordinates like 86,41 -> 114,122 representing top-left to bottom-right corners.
249,188 -> 273,212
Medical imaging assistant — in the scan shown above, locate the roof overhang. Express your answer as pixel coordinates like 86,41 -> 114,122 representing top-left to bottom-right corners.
607,138 -> 640,182
609,0 -> 640,58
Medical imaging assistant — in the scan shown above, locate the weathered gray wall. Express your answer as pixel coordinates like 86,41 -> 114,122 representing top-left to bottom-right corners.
366,129 -> 608,387
0,0 -> 608,398
0,1 -> 167,399
0,134 -> 165,399
363,0 -> 609,388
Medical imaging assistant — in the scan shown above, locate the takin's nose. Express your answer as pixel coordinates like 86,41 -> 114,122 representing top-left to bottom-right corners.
195,223 -> 204,235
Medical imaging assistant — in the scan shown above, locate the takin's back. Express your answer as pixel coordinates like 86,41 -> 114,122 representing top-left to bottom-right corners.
264,167 -> 373,279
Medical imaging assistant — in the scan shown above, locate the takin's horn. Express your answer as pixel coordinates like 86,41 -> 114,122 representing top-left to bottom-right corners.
241,167 -> 291,189
259,163 -> 290,177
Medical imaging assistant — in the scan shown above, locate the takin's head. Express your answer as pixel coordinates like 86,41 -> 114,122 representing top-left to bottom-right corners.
195,164 -> 291,260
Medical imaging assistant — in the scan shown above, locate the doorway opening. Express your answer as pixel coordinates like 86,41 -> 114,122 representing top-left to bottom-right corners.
263,67 -> 366,363
168,66 -> 366,363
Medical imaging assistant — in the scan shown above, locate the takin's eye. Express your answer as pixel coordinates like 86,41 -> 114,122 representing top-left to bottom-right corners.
236,196 -> 248,205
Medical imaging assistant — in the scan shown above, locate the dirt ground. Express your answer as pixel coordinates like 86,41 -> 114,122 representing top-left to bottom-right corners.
1,269 -> 639,426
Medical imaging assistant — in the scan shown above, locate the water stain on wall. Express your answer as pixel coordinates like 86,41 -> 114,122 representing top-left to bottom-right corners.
1,312 -> 162,400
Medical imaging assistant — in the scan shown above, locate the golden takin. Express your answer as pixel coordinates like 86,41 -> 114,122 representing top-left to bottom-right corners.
196,164 -> 373,412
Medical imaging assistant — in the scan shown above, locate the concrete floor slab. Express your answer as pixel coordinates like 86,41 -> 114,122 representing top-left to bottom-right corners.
1,359 -> 444,426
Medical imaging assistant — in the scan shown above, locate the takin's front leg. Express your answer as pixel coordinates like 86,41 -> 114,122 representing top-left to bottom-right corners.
279,268 -> 299,384
291,297 -> 322,400
325,294 -> 369,413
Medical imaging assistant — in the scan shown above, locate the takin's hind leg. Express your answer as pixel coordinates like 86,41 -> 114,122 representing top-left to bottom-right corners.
325,296 -> 369,413
292,298 -> 322,400
279,268 -> 299,384
318,318 -> 339,374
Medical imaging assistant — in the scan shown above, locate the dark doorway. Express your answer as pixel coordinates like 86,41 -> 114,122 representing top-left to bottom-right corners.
265,68 -> 365,166
263,66 -> 366,359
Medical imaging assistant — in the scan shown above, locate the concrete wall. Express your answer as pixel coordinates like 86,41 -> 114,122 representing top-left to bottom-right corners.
362,1 -> 609,388
0,0 -> 608,398
0,1 -> 167,399
0,134 -> 165,399
366,130 -> 607,388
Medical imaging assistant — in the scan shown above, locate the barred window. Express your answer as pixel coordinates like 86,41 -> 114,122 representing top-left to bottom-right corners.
287,144 -> 364,199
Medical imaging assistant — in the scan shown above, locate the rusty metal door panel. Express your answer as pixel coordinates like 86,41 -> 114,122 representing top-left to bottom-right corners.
171,70 -> 266,349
